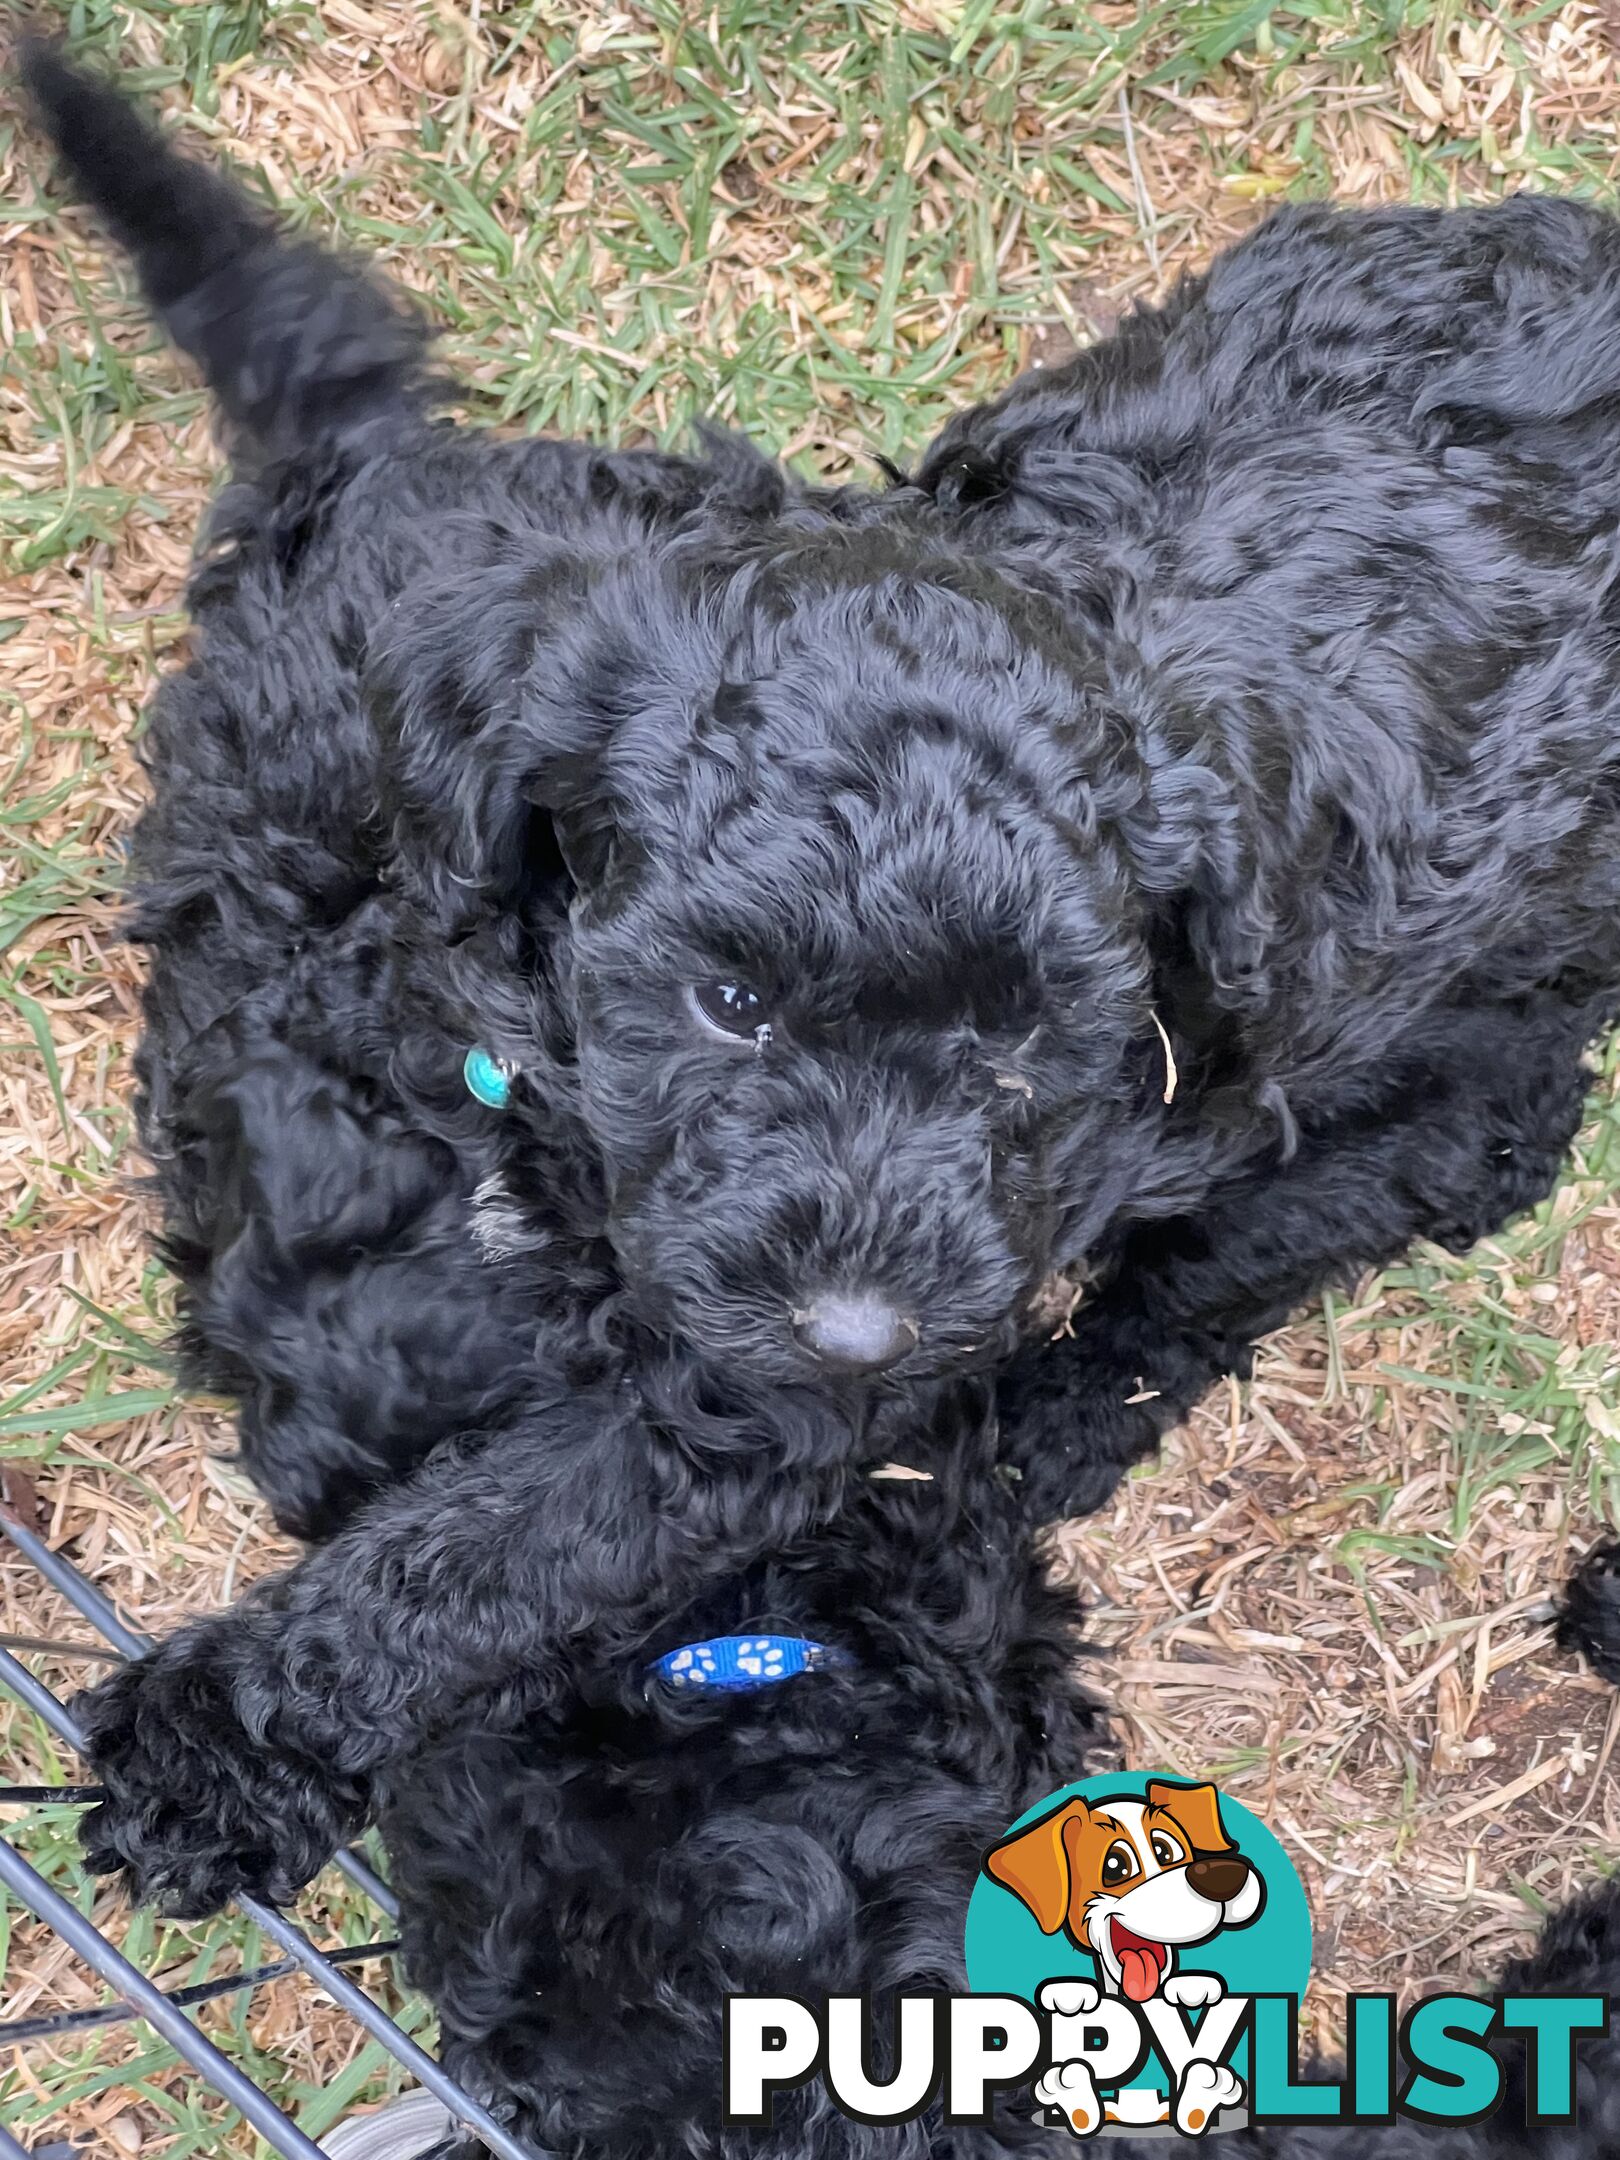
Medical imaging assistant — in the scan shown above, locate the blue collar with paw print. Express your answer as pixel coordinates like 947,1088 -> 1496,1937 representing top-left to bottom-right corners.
646,1634 -> 853,1694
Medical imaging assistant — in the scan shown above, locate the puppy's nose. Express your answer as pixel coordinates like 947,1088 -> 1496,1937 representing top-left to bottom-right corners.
791,1294 -> 919,1374
1186,1855 -> 1250,1904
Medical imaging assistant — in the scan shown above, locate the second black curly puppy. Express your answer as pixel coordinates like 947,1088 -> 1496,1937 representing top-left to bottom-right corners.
381,1392 -> 1105,2160
22,47 -> 1620,1547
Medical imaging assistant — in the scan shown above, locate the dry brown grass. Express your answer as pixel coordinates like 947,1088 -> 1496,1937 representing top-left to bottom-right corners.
3,3 -> 1618,2149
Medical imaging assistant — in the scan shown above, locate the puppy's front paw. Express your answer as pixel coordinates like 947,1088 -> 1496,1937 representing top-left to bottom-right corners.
1035,2058 -> 1104,2138
75,1641 -> 362,1918
1162,1972 -> 1225,2010
1038,1978 -> 1101,2019
1174,2061 -> 1243,2135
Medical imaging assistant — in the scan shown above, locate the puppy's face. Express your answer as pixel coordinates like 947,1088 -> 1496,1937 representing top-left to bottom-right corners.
382,520 -> 1202,1384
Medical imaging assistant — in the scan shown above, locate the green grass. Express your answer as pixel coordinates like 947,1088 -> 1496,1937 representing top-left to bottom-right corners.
3,0 -> 1618,2149
1347,1033 -> 1620,1541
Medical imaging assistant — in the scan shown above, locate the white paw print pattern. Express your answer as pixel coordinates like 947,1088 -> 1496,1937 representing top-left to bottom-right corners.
735,1638 -> 789,1680
666,1644 -> 721,1687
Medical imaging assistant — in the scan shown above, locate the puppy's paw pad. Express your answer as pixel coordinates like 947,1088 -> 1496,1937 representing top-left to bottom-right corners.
1162,1971 -> 1224,2009
72,1644 -> 358,1917
1039,1978 -> 1101,2018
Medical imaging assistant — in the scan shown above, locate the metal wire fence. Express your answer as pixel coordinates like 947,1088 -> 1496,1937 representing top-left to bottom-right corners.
0,1510 -> 547,2160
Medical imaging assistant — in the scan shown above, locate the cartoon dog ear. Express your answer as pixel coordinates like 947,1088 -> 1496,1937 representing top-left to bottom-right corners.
369,533 -> 622,936
1147,1781 -> 1234,1855
984,1800 -> 1095,1935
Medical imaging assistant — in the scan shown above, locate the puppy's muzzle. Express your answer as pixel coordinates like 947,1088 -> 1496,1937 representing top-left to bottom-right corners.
791,1293 -> 920,1375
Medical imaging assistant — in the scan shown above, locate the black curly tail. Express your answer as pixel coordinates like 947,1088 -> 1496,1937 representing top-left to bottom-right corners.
18,39 -> 438,465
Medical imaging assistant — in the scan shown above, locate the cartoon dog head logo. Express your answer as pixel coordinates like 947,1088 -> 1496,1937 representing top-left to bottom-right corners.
984,1779 -> 1264,2003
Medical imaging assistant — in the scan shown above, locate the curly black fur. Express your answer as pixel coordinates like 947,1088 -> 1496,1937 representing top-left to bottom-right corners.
21,45 -> 1619,1547
380,1396 -> 1104,2160
1559,1541 -> 1620,1686
74,1341 -> 912,1914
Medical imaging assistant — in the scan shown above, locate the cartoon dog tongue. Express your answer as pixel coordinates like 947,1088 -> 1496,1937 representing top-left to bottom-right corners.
1111,1920 -> 1168,2003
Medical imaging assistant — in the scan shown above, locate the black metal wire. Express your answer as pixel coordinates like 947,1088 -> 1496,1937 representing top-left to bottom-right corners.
0,1784 -> 104,1805
0,1512 -> 551,2160
0,1640 -> 89,1741
0,1510 -> 151,1655
0,1935 -> 402,2044
0,1834 -> 332,2160
0,1633 -> 123,1663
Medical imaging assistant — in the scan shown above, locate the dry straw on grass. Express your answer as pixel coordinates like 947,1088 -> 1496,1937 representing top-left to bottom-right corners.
3,2 -> 1619,2149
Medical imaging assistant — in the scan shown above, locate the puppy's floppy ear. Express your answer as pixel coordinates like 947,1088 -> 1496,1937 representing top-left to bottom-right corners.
369,533 -> 618,935
983,1799 -> 1094,1934
1147,1780 -> 1233,1856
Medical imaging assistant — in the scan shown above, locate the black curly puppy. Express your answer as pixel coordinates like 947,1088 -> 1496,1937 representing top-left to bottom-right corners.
23,47 -> 1620,1551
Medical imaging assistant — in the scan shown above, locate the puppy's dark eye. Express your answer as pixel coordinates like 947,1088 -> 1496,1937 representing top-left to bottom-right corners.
689,980 -> 769,1041
1150,1832 -> 1183,1868
1101,1842 -> 1136,1887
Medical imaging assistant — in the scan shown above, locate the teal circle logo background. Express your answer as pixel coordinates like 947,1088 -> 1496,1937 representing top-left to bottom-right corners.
964,1773 -> 1312,2006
